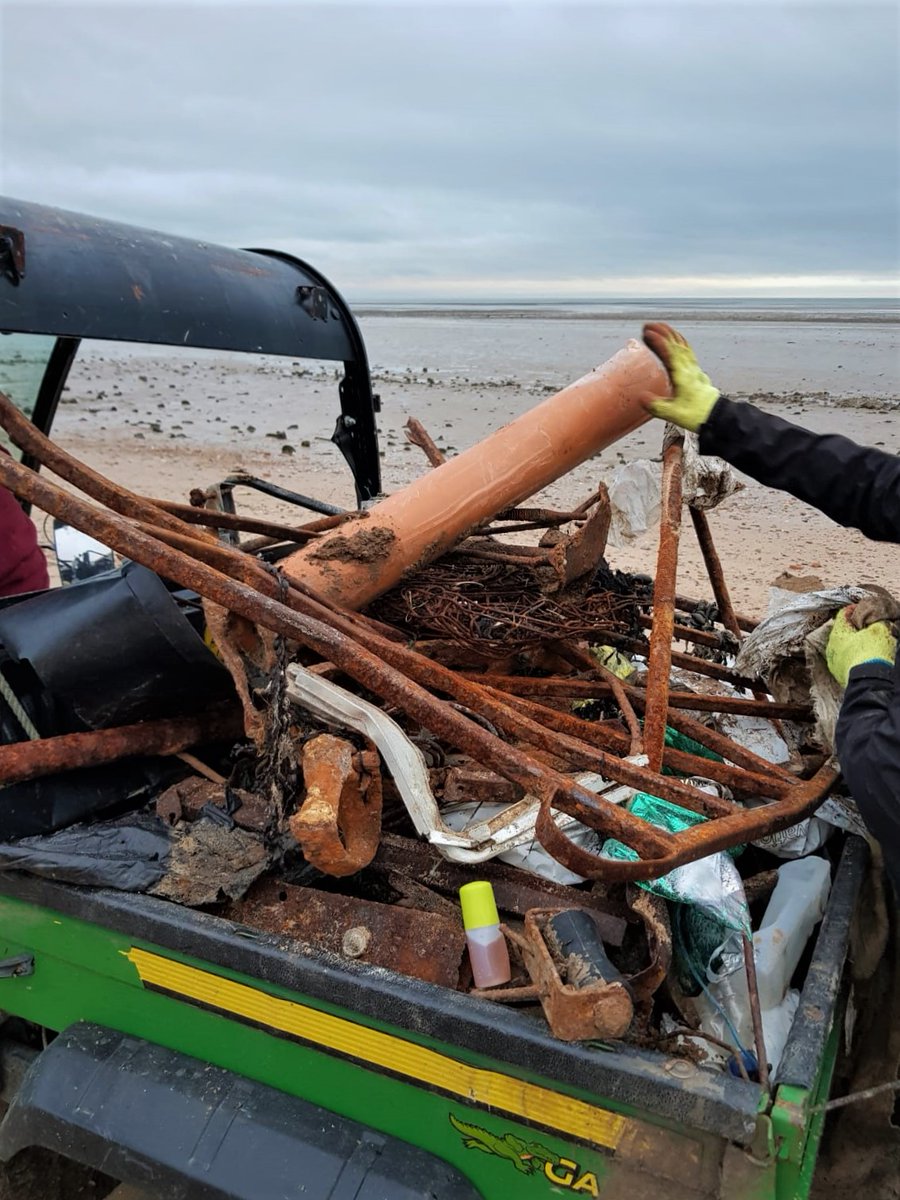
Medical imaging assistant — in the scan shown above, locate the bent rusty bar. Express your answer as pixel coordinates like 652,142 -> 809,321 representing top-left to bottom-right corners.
145,500 -> 324,543
456,674 -> 812,721
535,762 -> 839,882
0,389 -> 209,543
642,436 -> 684,773
491,691 -> 793,803
0,709 -> 243,785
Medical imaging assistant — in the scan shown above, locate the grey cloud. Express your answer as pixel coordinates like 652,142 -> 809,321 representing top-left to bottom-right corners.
1,2 -> 897,296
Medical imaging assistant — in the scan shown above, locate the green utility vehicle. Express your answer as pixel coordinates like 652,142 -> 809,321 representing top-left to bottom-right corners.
0,199 -> 870,1199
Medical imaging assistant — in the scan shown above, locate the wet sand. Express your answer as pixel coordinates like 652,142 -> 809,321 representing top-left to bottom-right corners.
42,313 -> 899,618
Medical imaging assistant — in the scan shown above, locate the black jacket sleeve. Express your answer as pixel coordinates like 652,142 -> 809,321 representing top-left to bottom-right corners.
700,397 -> 900,890
698,397 -> 900,543
836,661 -> 900,899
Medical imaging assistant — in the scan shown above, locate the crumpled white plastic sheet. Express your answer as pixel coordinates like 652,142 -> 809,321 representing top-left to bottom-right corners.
735,585 -> 871,751
606,433 -> 741,547
680,430 -> 744,511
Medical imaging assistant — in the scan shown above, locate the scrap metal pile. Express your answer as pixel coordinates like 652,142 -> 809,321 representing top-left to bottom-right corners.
0,341 -> 849,1083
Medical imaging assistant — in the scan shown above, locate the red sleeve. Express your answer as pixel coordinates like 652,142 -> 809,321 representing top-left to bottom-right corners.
0,448 -> 50,596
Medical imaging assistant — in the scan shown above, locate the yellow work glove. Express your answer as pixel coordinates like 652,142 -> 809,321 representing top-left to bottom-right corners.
825,606 -> 897,688
642,322 -> 720,433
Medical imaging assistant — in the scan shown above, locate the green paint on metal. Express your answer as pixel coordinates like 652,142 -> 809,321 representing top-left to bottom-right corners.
772,1016 -> 843,1200
0,896 -> 623,1198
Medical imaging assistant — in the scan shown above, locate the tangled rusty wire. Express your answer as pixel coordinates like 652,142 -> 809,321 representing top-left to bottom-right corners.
370,556 -> 643,650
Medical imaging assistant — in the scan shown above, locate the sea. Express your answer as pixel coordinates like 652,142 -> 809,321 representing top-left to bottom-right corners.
2,297 -> 897,411
353,298 -> 899,400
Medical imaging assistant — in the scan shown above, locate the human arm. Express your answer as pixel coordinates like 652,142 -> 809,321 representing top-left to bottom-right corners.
0,448 -> 49,597
699,399 -> 900,543
642,321 -> 900,543
835,662 -> 900,899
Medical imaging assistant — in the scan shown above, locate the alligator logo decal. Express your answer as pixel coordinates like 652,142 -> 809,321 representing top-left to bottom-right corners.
449,1113 -> 601,1195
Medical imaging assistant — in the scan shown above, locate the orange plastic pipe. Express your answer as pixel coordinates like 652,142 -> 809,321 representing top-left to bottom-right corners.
282,338 -> 667,609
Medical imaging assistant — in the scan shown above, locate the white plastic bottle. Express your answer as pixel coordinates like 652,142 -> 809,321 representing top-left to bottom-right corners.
699,856 -> 831,1073
753,857 -> 832,1011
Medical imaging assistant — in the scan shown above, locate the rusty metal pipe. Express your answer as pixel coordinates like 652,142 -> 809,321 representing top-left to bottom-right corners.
0,709 -> 242,786
281,340 -> 666,608
490,691 -> 793,803
643,437 -> 684,772
689,507 -> 743,643
455,674 -> 811,721
0,390 -> 210,543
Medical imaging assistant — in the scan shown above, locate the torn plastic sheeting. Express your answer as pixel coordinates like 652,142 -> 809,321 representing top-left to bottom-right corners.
441,793 -> 624,886
735,585 -> 871,751
713,714 -> 790,766
680,430 -> 743,512
0,816 -> 171,890
603,793 -> 750,935
285,662 -> 635,865
0,812 -> 271,903
606,460 -> 660,547
605,434 -> 740,551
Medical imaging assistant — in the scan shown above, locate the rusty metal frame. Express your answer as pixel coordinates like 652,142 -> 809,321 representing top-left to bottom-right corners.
0,403 -> 841,882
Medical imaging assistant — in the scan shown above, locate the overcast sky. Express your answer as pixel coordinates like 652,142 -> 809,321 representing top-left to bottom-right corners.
1,0 -> 897,299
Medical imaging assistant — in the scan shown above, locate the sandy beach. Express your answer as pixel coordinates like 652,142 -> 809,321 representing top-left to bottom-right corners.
39,308 -> 900,617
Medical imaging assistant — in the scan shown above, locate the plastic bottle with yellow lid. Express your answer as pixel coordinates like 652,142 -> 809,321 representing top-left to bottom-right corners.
459,881 -> 511,989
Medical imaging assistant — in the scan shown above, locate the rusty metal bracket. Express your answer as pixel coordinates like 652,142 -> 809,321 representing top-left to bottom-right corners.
472,910 -> 634,1041
290,734 -> 383,877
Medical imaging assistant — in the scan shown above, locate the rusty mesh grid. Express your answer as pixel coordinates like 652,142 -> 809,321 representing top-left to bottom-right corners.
370,557 -> 643,650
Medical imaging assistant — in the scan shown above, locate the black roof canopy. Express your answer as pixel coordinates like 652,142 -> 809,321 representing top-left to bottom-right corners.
0,198 -> 380,500
0,198 -> 362,359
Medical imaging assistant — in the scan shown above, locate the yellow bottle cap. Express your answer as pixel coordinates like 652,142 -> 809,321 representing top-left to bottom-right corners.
459,881 -> 499,930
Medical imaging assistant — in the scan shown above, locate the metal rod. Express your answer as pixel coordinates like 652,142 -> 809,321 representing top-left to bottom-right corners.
743,933 -> 770,1090
404,417 -> 446,467
458,674 -> 811,721
596,629 -> 762,690
0,710 -> 242,785
637,613 -> 732,651
144,499 -> 325,543
643,436 -> 684,772
689,507 -> 744,642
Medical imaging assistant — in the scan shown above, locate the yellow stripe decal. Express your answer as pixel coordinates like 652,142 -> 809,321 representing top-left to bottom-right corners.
127,946 -> 625,1150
